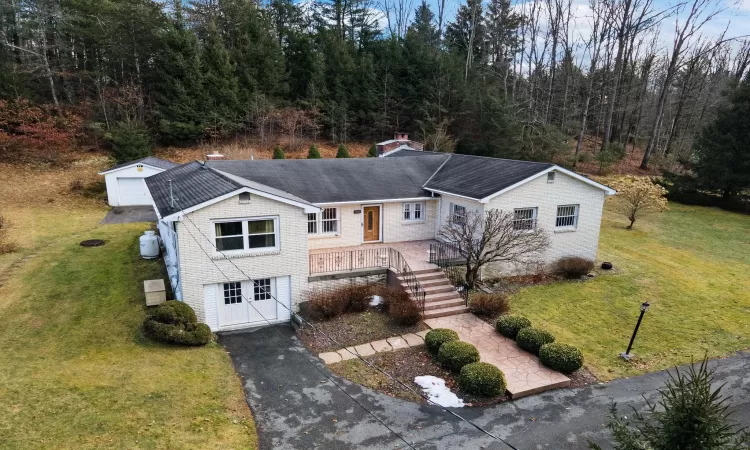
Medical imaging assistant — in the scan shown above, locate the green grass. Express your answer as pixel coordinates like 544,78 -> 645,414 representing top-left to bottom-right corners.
0,222 -> 257,449
511,203 -> 750,381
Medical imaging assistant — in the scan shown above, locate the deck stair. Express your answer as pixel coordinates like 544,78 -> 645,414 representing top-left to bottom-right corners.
396,268 -> 469,319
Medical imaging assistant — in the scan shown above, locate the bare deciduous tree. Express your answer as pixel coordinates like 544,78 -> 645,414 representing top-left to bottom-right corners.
438,209 -> 550,288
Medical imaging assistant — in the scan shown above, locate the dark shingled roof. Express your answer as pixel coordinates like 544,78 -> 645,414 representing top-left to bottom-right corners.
145,161 -> 241,218
101,156 -> 179,173
206,156 -> 450,203
422,153 -> 553,199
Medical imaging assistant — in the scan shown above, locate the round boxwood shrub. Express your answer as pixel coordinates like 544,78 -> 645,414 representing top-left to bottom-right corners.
495,314 -> 531,339
144,300 -> 211,346
425,328 -> 460,354
144,319 -> 212,346
149,300 -> 197,325
437,341 -> 480,371
539,343 -> 584,374
516,327 -> 555,355
459,362 -> 507,397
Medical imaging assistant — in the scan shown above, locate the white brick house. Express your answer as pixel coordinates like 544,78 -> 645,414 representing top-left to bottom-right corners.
145,150 -> 614,332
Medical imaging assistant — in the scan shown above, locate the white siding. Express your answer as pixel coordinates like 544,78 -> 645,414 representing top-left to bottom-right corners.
276,275 -> 292,322
483,170 -> 606,276
436,194 -> 485,236
177,193 -> 309,325
103,164 -> 163,206
308,199 -> 439,250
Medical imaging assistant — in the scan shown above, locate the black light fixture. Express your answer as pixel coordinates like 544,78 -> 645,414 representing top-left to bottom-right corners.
620,302 -> 650,361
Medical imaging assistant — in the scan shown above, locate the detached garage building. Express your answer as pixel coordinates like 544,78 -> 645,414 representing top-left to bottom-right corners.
99,157 -> 178,207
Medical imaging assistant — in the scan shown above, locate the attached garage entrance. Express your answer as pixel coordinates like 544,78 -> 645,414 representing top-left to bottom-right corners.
117,178 -> 151,206
205,276 -> 291,330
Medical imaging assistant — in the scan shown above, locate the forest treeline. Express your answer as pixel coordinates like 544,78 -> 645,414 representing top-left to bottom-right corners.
1,0 -> 749,179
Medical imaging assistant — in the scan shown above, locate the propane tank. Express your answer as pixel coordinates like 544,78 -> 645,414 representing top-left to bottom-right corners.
139,231 -> 159,259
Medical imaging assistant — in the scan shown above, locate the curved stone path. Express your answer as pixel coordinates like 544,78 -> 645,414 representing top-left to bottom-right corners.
425,313 -> 570,398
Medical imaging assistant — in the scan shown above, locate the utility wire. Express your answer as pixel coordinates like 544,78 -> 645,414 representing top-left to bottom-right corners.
172,195 -> 519,450
175,205 -> 419,450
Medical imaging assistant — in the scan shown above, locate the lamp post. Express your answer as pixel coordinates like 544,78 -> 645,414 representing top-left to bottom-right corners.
620,302 -> 650,361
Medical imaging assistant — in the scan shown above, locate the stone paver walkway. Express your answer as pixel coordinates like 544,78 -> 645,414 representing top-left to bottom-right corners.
425,313 -> 570,398
318,330 -> 429,364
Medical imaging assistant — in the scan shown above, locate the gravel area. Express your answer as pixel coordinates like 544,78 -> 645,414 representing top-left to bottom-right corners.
297,307 -> 428,354
329,346 -> 508,407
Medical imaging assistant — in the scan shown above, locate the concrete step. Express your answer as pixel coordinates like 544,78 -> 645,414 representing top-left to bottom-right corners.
398,273 -> 445,282
424,291 -> 462,302
423,305 -> 471,319
423,298 -> 466,311
419,279 -> 453,288
412,267 -> 442,275
400,280 -> 454,294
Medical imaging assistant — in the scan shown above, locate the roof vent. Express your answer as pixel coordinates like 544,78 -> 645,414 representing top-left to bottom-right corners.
238,192 -> 251,204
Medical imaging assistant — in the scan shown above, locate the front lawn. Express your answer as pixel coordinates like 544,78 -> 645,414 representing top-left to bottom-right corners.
511,203 -> 750,381
0,220 -> 257,448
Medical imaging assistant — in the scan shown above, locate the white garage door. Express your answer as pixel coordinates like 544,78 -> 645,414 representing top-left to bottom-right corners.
203,276 -> 291,331
117,177 -> 151,205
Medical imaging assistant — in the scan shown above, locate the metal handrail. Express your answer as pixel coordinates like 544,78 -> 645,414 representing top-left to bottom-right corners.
429,242 -> 469,305
388,248 -> 426,314
308,247 -> 426,313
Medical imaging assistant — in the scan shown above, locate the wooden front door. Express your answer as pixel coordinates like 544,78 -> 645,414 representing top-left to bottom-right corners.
363,206 -> 380,242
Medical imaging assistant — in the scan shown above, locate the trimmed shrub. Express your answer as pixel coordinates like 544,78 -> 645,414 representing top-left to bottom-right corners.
555,256 -> 595,279
459,362 -> 507,397
149,300 -> 197,325
469,292 -> 510,317
437,340 -> 480,371
383,287 -> 422,325
306,289 -> 350,320
335,143 -> 350,158
516,327 -> 555,355
144,320 -> 212,346
425,328 -> 459,354
539,343 -> 584,374
144,301 -> 211,346
367,144 -> 377,157
273,145 -> 285,159
345,284 -> 374,313
495,314 -> 531,339
307,144 -> 321,159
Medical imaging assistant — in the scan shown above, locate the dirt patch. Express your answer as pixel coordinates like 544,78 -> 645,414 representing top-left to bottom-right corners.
297,307 -> 428,354
329,346 -> 509,406
568,367 -> 599,388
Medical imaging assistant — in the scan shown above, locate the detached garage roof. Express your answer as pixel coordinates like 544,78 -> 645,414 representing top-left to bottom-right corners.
99,156 -> 179,174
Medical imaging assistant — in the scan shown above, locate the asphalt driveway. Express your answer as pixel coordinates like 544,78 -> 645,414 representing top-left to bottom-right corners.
219,326 -> 750,450
100,206 -> 157,224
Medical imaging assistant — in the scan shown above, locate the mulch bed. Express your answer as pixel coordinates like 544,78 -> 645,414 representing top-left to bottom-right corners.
297,307 -> 428,354
568,368 -> 599,387
329,346 -> 509,407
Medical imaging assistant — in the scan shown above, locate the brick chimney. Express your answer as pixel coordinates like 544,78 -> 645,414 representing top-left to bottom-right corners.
376,132 -> 424,156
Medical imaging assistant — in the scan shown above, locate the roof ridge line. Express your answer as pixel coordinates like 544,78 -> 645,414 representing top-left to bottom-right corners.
421,153 -> 453,188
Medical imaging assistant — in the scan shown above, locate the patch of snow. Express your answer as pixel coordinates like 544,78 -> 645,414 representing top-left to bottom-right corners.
414,376 -> 465,408
369,295 -> 383,306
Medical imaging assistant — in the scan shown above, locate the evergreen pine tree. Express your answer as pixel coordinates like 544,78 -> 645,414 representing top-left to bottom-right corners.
150,4 -> 205,143
692,78 -> 750,199
307,144 -> 321,158
367,144 -> 377,157
200,21 -> 240,137
336,143 -> 350,158
273,145 -> 286,159
106,121 -> 153,163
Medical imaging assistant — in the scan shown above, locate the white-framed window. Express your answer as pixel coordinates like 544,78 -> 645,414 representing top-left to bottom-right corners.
307,208 -> 339,235
213,216 -> 279,253
215,221 -> 244,251
556,205 -> 579,228
402,202 -> 425,221
547,172 -> 555,183
253,278 -> 273,301
513,207 -> 538,230
307,213 -> 318,234
223,282 -> 243,304
321,207 -> 338,233
451,203 -> 466,224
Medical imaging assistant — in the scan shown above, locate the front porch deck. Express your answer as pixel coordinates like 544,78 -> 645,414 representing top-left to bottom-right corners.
309,240 -> 439,274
